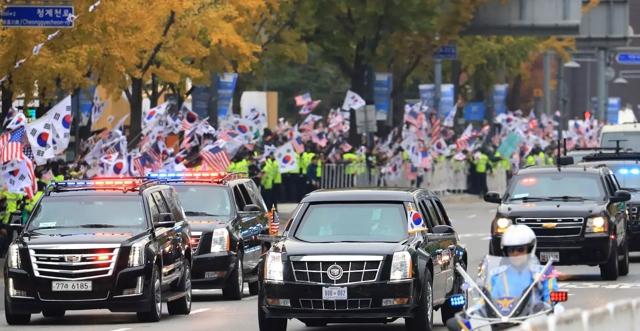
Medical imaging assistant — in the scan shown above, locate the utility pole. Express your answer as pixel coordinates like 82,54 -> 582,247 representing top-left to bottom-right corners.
543,51 -> 552,116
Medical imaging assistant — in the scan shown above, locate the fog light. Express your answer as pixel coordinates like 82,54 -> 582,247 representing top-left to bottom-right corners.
8,279 -> 28,298
267,298 -> 291,307
122,276 -> 144,296
382,298 -> 409,306
205,271 -> 226,278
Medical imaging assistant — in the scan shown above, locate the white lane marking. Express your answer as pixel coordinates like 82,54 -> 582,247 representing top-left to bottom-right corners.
468,214 -> 476,218
191,308 -> 211,314
108,329 -> 132,331
481,236 -> 491,240
559,282 -> 640,289
489,209 -> 496,213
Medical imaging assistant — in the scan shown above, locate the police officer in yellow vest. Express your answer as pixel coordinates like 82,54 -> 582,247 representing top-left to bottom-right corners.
301,149 -> 316,196
0,187 -> 23,256
343,149 -> 359,187
262,153 -> 278,210
472,148 -> 490,196
493,151 -> 512,182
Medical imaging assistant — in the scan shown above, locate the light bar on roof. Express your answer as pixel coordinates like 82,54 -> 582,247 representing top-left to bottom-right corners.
55,179 -> 142,187
146,171 -> 228,179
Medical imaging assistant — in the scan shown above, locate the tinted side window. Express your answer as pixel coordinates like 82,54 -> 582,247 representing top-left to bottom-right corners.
148,193 -> 160,223
609,175 -> 621,191
238,184 -> 254,205
418,200 -> 436,229
603,176 -> 616,195
432,199 -> 451,226
426,200 -> 445,226
164,188 -> 184,221
152,192 -> 170,214
233,186 -> 246,210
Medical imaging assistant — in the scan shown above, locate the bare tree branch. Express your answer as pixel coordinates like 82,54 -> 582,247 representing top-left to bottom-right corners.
141,11 -> 176,75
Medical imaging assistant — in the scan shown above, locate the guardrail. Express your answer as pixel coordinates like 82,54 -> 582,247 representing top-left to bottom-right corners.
320,161 -> 508,194
508,298 -> 640,330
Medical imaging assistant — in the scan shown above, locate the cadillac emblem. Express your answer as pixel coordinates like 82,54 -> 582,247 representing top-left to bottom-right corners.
326,264 -> 343,280
65,255 -> 82,263
542,223 -> 556,229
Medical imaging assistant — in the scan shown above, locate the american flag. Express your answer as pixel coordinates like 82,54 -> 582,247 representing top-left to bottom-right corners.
429,116 -> 441,142
341,141 -> 352,152
269,207 -> 279,235
480,125 -> 490,135
23,159 -> 37,199
1,126 -> 25,163
290,136 -> 304,154
299,117 -> 315,131
456,132 -> 475,151
311,131 -> 328,148
133,155 -> 144,175
200,145 -> 231,171
218,129 -> 239,141
295,93 -> 312,106
405,163 -> 418,181
404,110 -> 424,128
419,150 -> 431,168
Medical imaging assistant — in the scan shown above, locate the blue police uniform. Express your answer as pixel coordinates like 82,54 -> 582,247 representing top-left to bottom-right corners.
489,263 -> 558,306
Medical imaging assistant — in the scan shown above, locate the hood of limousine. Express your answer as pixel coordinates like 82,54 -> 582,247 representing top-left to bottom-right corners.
22,227 -> 145,245
497,200 -> 606,219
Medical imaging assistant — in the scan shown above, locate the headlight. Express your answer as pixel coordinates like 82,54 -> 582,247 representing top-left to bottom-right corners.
493,218 -> 512,234
586,216 -> 607,233
264,252 -> 284,281
7,243 -> 20,269
211,228 -> 230,253
390,251 -> 412,280
128,239 -> 148,267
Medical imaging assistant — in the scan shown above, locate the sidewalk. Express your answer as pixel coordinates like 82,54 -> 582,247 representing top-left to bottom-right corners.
277,193 -> 481,215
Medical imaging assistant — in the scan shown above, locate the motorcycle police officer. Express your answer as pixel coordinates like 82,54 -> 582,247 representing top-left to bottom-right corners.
445,225 -> 562,331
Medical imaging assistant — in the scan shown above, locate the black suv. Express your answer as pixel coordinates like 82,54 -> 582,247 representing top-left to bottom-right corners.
146,171 -> 270,300
257,188 -> 468,331
579,151 -> 640,251
485,163 -> 631,280
3,178 -> 192,325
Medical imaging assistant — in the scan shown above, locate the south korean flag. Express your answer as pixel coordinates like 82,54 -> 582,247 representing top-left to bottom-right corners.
407,204 -> 427,234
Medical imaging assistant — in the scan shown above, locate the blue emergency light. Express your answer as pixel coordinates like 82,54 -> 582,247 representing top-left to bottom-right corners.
55,179 -> 142,187
618,169 -> 640,175
450,294 -> 466,307
146,171 -> 228,179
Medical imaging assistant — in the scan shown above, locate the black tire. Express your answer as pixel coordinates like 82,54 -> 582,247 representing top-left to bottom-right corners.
304,321 -> 327,327
42,310 -> 65,318
167,262 -> 192,315
137,265 -> 162,322
619,236 -> 630,276
405,270 -> 434,331
248,281 -> 259,296
600,241 -> 619,281
4,296 -> 31,325
258,290 -> 287,331
223,252 -> 244,300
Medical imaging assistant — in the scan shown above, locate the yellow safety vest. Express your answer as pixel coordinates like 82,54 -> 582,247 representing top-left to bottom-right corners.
474,154 -> 489,173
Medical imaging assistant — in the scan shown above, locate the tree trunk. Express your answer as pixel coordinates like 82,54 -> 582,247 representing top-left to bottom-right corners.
150,74 -> 159,108
127,78 -> 144,147
507,75 -> 522,112
451,60 -> 463,133
1,83 -> 13,128
348,67 -> 366,147
37,88 -> 48,118
391,82 -> 406,129
232,73 -> 251,116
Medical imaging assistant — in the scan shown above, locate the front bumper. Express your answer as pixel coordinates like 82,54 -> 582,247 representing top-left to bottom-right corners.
4,264 -> 153,314
260,279 -> 416,319
191,250 -> 238,289
490,233 -> 613,266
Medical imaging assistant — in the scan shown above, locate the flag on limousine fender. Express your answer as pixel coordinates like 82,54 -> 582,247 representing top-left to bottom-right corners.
269,206 -> 279,235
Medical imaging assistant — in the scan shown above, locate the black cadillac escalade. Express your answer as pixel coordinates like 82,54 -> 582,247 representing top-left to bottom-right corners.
4,179 -> 192,325
257,188 -> 468,331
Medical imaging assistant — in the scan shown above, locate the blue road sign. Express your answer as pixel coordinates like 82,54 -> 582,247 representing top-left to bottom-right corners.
616,53 -> 640,65
2,6 -> 74,28
432,45 -> 457,60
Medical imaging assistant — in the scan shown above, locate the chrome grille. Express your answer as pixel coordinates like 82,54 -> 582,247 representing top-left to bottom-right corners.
190,232 -> 202,253
630,207 -> 639,221
290,255 -> 383,285
299,298 -> 372,310
28,244 -> 120,280
515,217 -> 584,237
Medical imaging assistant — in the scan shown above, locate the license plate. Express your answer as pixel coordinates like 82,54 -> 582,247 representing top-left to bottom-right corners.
322,287 -> 347,300
52,281 -> 92,291
540,252 -> 559,263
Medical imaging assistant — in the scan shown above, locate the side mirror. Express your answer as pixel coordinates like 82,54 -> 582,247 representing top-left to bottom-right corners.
243,204 -> 261,213
611,190 -> 632,203
432,225 -> 455,234
155,213 -> 176,228
484,191 -> 502,204
9,216 -> 23,233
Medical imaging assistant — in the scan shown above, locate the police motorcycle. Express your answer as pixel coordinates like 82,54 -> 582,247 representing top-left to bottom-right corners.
446,225 -> 568,331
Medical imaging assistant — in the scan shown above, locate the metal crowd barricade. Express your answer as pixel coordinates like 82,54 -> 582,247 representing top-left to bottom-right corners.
320,164 -> 380,189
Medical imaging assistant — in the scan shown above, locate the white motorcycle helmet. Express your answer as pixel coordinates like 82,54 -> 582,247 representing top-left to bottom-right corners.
500,224 -> 536,257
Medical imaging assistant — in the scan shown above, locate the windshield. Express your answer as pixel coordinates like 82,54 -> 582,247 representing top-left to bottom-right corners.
173,185 -> 232,216
27,196 -> 145,230
600,132 -> 640,151
605,164 -> 640,189
294,203 -> 408,243
468,254 -> 552,318
506,173 -> 605,201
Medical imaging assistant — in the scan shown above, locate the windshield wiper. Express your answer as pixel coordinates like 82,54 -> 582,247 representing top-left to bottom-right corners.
547,196 -> 586,201
79,224 -> 117,228
30,225 -> 69,231
184,211 -> 218,216
508,197 -> 549,201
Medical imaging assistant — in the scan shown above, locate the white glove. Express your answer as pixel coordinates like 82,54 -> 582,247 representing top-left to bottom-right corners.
553,304 -> 565,315
461,281 -> 471,291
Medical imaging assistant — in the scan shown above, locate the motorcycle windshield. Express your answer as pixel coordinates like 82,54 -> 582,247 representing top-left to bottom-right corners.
470,253 -> 551,317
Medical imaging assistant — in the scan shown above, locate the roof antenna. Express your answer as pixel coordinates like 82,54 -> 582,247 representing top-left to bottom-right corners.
608,139 -> 627,155
563,138 -> 567,156
557,137 -> 561,170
